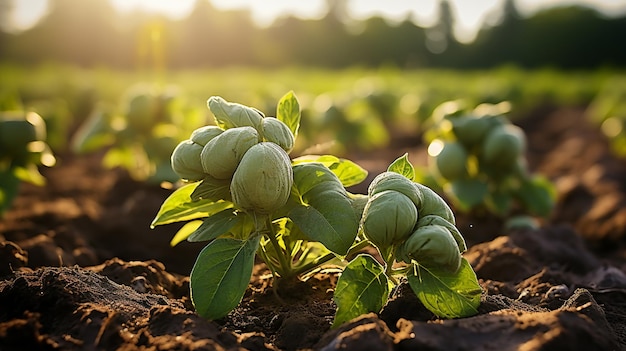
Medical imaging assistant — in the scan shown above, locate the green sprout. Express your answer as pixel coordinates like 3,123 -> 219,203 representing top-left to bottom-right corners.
0,110 -> 56,216
332,154 -> 481,327
71,83 -> 205,184
152,92 -> 370,320
417,100 -> 557,228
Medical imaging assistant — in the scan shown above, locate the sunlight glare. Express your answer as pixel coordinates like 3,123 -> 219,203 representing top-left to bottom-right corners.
109,0 -> 196,19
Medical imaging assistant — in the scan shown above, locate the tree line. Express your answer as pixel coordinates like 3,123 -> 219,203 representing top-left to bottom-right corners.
1,0 -> 625,70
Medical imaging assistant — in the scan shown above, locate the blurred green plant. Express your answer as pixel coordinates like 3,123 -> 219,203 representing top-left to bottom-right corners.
71,83 -> 208,184
417,100 -> 556,228
332,154 -> 481,327
586,77 -> 626,158
0,110 -> 56,215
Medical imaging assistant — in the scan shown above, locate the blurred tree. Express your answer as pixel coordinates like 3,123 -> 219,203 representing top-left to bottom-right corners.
171,0 -> 257,67
9,0 -> 129,66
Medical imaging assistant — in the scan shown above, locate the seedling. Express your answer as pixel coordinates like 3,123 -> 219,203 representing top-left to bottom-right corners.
0,110 -> 56,215
72,84 -> 204,184
152,92 -> 370,320
418,101 -> 556,227
332,154 -> 481,327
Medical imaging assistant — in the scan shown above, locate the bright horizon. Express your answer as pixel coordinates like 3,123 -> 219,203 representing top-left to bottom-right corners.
7,0 -> 626,43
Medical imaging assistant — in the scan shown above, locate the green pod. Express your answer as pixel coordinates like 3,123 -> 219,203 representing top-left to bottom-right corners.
261,117 -> 295,153
368,171 -> 423,209
451,115 -> 492,149
481,124 -> 526,170
434,141 -> 468,181
413,182 -> 456,224
207,96 -> 264,131
190,125 -> 224,147
231,142 -> 293,215
171,140 -> 205,181
200,126 -> 259,180
395,224 -> 462,272
416,215 -> 467,252
361,190 -> 418,250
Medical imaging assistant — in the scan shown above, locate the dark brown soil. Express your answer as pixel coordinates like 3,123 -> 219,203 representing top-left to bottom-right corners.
1,105 -> 626,350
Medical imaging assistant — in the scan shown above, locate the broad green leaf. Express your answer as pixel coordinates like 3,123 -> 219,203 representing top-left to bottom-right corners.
408,258 -> 482,319
151,182 -> 232,227
276,91 -> 300,138
292,155 -> 367,188
447,178 -> 488,212
170,220 -> 203,246
187,208 -> 244,242
332,254 -> 389,328
387,153 -> 415,181
190,236 -> 260,320
288,163 -> 359,255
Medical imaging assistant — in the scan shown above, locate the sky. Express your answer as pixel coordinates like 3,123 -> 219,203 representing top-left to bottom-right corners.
6,0 -> 626,43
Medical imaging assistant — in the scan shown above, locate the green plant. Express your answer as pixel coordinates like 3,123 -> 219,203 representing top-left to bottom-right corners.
152,92 -> 370,320
332,154 -> 481,327
71,83 -> 206,184
418,101 -> 556,227
0,110 -> 56,215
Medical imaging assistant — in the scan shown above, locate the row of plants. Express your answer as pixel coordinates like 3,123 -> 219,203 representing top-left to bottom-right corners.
151,92 -> 482,326
1,64 -> 621,216
2,63 -> 618,156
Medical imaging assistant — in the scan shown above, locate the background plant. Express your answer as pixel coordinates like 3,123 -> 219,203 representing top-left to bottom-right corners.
332,154 -> 482,327
152,91 -> 370,320
71,83 -> 207,184
416,100 -> 556,227
0,106 -> 56,216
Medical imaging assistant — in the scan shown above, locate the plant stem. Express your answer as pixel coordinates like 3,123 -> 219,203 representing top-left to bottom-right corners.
292,238 -> 373,276
383,246 -> 399,285
265,216 -> 293,279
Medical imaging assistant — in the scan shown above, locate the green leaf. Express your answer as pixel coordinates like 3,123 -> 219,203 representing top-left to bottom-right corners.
187,208 -> 244,242
292,154 -> 368,188
447,178 -> 488,212
190,176 -> 232,202
276,91 -> 300,138
408,258 -> 482,319
387,153 -> 415,181
151,182 -> 232,227
0,169 -> 20,216
170,220 -> 203,247
332,254 -> 389,328
190,236 -> 260,320
288,163 -> 359,255
516,175 -> 556,217
13,164 -> 45,186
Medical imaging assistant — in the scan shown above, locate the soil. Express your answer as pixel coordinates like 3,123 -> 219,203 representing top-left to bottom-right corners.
1,104 -> 626,350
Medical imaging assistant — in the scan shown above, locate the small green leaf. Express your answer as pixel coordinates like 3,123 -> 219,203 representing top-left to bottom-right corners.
332,254 -> 389,328
170,220 -> 203,247
292,155 -> 367,188
516,175 -> 556,217
447,178 -> 488,212
387,153 -> 415,181
408,258 -> 481,319
191,176 -> 232,202
0,170 -> 21,216
276,91 -> 300,138
151,182 -> 232,227
187,208 -> 244,242
288,163 -> 359,255
190,236 -> 260,320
